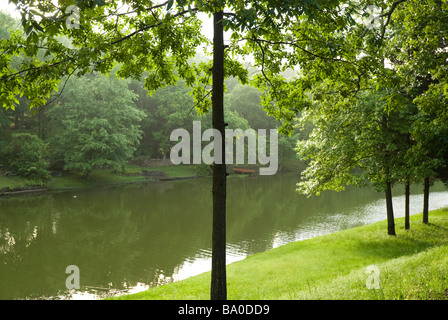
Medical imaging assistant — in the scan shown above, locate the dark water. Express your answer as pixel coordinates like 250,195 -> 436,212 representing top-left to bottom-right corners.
0,173 -> 447,299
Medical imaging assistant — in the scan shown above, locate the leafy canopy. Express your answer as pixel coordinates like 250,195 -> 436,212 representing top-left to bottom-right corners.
4,133 -> 50,180
1,0 -> 359,123
47,73 -> 145,176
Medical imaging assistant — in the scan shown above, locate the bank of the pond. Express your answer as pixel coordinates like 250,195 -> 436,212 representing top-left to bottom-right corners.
0,164 -> 274,195
0,156 -> 304,196
0,164 -> 201,195
110,208 -> 448,300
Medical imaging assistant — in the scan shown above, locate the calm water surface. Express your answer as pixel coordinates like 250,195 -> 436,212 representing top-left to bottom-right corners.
0,173 -> 447,299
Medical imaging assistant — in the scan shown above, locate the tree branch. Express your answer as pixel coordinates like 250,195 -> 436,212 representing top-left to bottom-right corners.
244,37 -> 356,66
379,0 -> 408,41
249,36 -> 275,90
0,61 -> 64,81
189,88 -> 212,116
99,1 -> 170,19
108,7 -> 198,46
361,0 -> 408,41
40,65 -> 79,108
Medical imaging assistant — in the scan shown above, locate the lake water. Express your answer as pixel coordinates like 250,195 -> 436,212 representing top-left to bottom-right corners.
0,173 -> 447,300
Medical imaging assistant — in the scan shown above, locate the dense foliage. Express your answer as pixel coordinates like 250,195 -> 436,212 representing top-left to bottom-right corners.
0,9 -> 296,176
3,132 -> 50,180
290,0 -> 448,234
47,74 -> 145,176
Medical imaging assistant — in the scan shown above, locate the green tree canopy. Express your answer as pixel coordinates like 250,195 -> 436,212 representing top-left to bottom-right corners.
4,132 -> 50,180
48,73 -> 145,176
297,90 -> 417,235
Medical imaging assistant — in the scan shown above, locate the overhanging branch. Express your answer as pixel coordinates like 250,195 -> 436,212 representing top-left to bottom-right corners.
379,0 -> 408,41
360,0 -> 408,41
99,1 -> 170,19
244,37 -> 356,66
108,7 -> 198,46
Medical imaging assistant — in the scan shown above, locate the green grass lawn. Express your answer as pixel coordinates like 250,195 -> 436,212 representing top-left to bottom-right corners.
111,208 -> 448,300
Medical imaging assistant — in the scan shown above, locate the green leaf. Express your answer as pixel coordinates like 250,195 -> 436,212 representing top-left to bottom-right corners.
25,25 -> 33,35
167,0 -> 174,11
32,21 -> 44,32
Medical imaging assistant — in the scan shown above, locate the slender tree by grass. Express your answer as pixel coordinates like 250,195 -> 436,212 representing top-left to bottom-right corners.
296,91 -> 415,236
292,0 -> 448,234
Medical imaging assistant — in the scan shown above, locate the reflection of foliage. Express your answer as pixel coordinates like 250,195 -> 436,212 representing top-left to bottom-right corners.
0,181 -> 212,298
0,174 -> 399,299
0,194 -> 57,299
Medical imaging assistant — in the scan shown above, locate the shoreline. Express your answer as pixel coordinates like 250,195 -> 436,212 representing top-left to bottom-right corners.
0,174 -> 202,197
0,158 -> 302,197
109,208 -> 448,300
0,164 -> 275,196
0,187 -> 48,196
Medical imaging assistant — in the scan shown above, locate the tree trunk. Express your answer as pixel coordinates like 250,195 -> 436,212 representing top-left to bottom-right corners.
38,105 -> 46,140
210,10 -> 227,301
386,181 -> 396,236
423,177 -> 430,224
405,179 -> 410,230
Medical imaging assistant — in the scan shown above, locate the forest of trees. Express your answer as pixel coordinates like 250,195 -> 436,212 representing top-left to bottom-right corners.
0,10 -> 302,180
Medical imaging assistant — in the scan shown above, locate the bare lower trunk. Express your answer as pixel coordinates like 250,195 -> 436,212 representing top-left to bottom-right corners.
386,181 -> 396,236
210,9 -> 227,301
405,180 -> 410,230
423,177 -> 430,224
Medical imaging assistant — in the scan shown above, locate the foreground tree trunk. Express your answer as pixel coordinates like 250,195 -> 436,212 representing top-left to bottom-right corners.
210,9 -> 227,301
405,179 -> 410,230
386,181 -> 396,236
423,177 -> 430,224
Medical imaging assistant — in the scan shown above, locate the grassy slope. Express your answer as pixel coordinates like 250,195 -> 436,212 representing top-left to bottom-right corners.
111,209 -> 448,300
